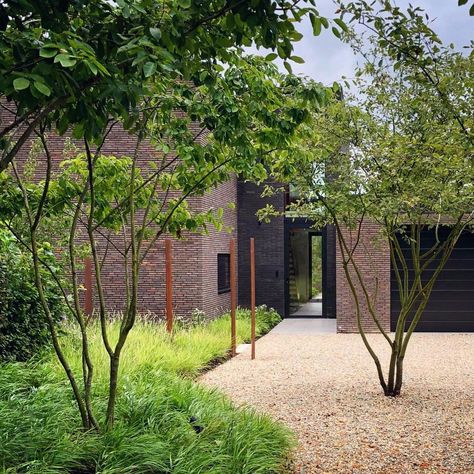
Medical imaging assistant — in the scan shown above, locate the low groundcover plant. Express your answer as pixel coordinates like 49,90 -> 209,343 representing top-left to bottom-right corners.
0,307 -> 293,474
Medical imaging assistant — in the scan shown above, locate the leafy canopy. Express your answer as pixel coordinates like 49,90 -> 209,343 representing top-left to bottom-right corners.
0,0 -> 345,171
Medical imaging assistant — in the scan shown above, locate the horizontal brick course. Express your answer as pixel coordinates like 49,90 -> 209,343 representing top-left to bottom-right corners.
2,107 -> 237,321
336,221 -> 391,333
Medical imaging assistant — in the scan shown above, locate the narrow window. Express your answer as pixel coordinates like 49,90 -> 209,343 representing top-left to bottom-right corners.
217,253 -> 231,294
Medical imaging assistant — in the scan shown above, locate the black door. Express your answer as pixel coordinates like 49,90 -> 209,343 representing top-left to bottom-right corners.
391,227 -> 474,332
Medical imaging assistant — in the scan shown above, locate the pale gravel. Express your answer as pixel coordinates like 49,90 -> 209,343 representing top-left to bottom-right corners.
199,332 -> 474,473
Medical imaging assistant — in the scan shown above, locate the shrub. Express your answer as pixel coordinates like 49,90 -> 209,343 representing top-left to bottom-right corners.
0,228 -> 65,361
245,304 -> 282,334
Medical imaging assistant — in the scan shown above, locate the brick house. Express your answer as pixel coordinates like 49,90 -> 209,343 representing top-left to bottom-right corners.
3,109 -> 474,333
241,189 -> 474,333
0,107 -> 239,320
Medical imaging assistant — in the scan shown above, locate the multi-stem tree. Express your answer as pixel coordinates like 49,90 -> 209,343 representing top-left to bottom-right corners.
0,54 -> 328,429
264,36 -> 473,396
0,0 -> 340,432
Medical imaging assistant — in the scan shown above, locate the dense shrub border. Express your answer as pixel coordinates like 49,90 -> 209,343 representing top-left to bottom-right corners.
0,306 -> 293,473
0,229 -> 65,362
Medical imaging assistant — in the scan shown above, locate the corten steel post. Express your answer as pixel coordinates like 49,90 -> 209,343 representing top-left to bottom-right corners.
230,238 -> 237,356
165,239 -> 173,333
84,257 -> 93,316
250,238 -> 256,360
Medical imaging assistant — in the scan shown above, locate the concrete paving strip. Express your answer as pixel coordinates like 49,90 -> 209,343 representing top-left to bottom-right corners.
269,317 -> 336,334
236,343 -> 250,354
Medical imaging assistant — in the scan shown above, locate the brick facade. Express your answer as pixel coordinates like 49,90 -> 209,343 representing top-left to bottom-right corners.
2,107 -> 237,321
2,104 -> 394,329
335,221 -> 391,333
199,176 -> 237,317
237,180 -> 286,317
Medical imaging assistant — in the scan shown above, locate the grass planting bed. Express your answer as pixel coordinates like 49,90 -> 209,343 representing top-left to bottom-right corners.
0,307 -> 293,473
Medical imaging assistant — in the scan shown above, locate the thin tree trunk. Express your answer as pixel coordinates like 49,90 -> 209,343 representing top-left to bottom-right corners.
106,354 -> 120,430
387,341 -> 398,395
31,232 -> 90,427
105,137 -> 140,430
393,355 -> 404,395
12,161 -> 91,429
335,228 -> 389,394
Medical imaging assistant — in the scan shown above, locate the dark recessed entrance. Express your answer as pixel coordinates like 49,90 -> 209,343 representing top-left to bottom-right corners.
284,219 -> 336,319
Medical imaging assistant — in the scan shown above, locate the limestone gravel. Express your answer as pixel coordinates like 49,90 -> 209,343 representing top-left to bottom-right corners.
200,332 -> 474,473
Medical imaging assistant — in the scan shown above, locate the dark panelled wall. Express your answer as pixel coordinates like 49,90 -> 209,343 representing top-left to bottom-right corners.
237,180 -> 286,317
323,225 -> 337,319
390,227 -> 474,332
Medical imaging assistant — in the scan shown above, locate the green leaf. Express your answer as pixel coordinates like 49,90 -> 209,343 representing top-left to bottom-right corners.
290,55 -> 305,64
85,60 -> 98,75
290,31 -> 303,41
39,47 -> 58,58
310,14 -> 322,36
54,54 -> 77,68
143,61 -> 156,78
331,27 -> 341,39
334,18 -> 349,33
265,53 -> 278,61
283,61 -> 292,74
13,78 -> 30,91
149,27 -> 161,40
458,0 -> 468,5
178,0 -> 191,8
470,3 -> 474,15
33,81 -> 51,96
72,122 -> 84,139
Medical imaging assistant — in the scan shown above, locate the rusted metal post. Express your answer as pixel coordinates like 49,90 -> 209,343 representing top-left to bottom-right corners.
230,238 -> 237,356
84,257 -> 93,316
250,237 -> 256,360
165,239 -> 173,333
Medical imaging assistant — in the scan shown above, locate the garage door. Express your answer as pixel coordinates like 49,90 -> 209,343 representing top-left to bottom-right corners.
391,227 -> 474,332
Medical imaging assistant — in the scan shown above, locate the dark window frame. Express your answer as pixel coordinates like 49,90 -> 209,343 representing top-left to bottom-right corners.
217,253 -> 231,294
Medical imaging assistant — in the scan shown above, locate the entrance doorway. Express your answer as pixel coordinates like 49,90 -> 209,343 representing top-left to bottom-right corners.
288,229 -> 323,317
284,219 -> 336,319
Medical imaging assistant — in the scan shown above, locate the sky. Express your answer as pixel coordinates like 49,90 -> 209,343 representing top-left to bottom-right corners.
252,0 -> 473,85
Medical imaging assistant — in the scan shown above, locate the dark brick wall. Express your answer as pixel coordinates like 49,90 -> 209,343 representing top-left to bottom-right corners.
237,180 -> 285,317
200,175 -> 238,318
323,225 -> 337,319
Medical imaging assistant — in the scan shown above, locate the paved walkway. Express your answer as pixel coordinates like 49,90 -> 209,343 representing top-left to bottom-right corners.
270,317 -> 336,334
290,301 -> 323,317
200,324 -> 474,473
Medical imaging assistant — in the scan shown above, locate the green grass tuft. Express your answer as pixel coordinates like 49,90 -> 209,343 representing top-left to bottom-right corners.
0,307 -> 294,473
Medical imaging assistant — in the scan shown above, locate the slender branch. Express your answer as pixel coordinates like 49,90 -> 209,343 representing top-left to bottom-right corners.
84,138 -> 114,358
0,98 -> 64,172
336,226 -> 388,393
140,156 -> 234,263
358,18 -> 472,142
11,161 -> 89,429
186,0 -> 247,34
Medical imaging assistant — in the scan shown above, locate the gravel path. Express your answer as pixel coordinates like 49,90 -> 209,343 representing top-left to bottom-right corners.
200,329 -> 474,473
